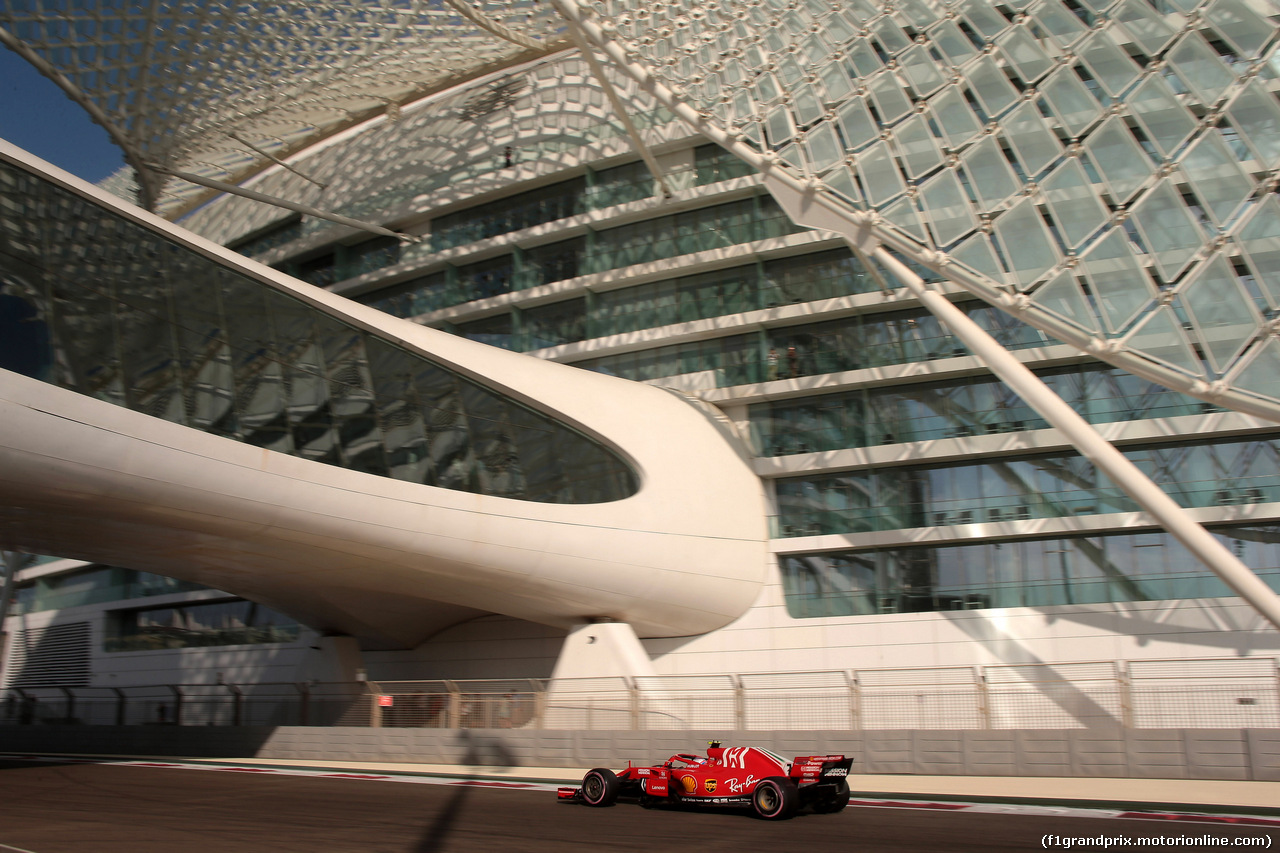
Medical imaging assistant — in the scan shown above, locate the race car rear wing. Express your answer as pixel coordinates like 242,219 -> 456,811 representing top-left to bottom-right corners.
789,754 -> 853,782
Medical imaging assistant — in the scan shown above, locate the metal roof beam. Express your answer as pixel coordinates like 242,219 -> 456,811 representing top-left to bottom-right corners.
151,165 -> 417,243
560,18 -> 674,200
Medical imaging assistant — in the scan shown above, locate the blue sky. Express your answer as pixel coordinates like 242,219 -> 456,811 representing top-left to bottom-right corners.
0,47 -> 126,183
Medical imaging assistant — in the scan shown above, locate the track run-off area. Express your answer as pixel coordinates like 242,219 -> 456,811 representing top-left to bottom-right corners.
0,756 -> 1275,852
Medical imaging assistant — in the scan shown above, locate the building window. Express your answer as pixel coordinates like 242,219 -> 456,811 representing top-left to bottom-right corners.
779,525 -> 1280,618
104,599 -> 302,652
774,437 -> 1280,537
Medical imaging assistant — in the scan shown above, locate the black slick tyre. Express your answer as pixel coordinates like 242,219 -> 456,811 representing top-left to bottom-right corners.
751,776 -> 798,820
580,768 -> 620,807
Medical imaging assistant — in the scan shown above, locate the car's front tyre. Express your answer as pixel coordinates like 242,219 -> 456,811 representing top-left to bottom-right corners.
580,768 -> 620,807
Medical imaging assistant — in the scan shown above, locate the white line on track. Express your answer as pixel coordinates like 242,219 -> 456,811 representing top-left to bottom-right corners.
0,842 -> 42,853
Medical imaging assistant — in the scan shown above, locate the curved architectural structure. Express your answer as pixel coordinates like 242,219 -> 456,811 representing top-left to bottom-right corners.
0,140 -> 768,648
554,0 -> 1280,425
0,0 -> 569,213
3,1 -> 1280,700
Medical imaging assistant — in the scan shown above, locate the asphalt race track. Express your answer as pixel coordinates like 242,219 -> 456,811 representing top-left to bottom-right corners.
0,759 -> 1274,852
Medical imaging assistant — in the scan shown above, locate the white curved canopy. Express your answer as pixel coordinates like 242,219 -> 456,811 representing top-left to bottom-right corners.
0,0 -> 567,214
549,0 -> 1280,423
5,0 -> 1280,417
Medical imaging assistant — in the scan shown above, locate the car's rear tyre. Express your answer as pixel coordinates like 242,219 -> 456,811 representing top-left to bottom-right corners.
580,768 -> 620,807
813,779 -> 850,813
751,776 -> 798,820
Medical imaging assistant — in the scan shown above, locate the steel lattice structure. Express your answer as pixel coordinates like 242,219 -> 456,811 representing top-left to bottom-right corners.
4,0 -> 1279,419
5,0 -> 1280,627
0,0 -> 568,213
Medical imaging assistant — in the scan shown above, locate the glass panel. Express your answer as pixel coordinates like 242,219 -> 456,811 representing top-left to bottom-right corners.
1083,116 -> 1153,202
1031,270 -> 1101,332
1077,30 -> 1142,96
1001,101 -> 1064,178
1236,196 -> 1280,309
858,141 -> 908,206
993,199 -> 1060,286
951,234 -> 1009,284
900,44 -> 946,96
1179,131 -> 1254,226
930,86 -> 985,148
1205,0 -> 1276,58
818,61 -> 855,103
961,135 -> 1021,210
1041,68 -> 1104,138
1129,179 -> 1205,281
959,0 -> 1012,39
892,114 -> 945,178
869,70 -> 913,123
966,56 -> 1021,118
919,169 -> 980,246
1180,255 -> 1263,374
837,97 -> 880,150
1167,32 -> 1236,105
846,38 -> 883,76
1079,228 -> 1157,332
1226,82 -> 1280,168
1030,0 -> 1089,47
929,19 -> 980,65
1124,306 -> 1207,377
1232,338 -> 1280,403
873,16 -> 913,55
804,120 -> 844,171
998,26 -> 1054,83
765,105 -> 796,148
1128,75 -> 1197,157
1113,0 -> 1178,55
1040,158 -> 1110,249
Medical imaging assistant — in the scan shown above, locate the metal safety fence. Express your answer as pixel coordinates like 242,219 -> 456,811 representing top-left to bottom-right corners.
3,656 -> 1277,731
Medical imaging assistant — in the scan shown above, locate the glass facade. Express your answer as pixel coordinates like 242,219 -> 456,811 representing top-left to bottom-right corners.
574,297 -> 1051,387
603,0 -> 1280,414
105,598 -> 301,651
430,177 -> 588,252
14,566 -> 209,615
779,525 -> 1280,618
751,364 -> 1225,456
776,437 -> 1280,537
358,194 -> 803,321
0,159 -> 636,504
441,247 -> 884,352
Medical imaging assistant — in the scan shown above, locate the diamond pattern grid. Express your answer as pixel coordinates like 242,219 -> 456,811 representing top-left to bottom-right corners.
5,0 -> 1280,417
0,0 -> 569,216
590,0 -> 1280,417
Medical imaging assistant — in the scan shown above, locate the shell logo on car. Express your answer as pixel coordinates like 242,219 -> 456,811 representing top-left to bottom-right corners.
680,775 -> 698,793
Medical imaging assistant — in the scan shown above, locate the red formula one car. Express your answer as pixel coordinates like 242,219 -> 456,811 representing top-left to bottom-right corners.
557,741 -> 852,820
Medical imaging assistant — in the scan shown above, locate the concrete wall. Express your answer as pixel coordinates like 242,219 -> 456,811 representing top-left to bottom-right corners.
2,726 -> 1277,783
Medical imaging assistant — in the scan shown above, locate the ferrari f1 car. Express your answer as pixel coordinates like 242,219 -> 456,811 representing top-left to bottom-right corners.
556,741 -> 852,820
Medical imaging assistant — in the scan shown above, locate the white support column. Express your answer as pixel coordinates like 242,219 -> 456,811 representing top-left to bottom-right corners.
550,621 -> 657,681
871,246 -> 1280,632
